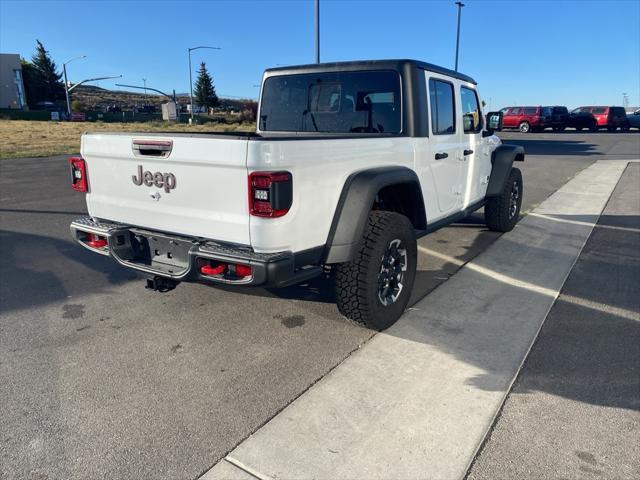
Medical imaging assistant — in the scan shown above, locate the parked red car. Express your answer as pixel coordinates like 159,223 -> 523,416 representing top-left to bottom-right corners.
501,106 -> 545,133
577,106 -> 629,131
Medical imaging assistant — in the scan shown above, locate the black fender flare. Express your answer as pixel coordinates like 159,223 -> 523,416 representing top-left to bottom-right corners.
486,144 -> 525,197
323,166 -> 426,264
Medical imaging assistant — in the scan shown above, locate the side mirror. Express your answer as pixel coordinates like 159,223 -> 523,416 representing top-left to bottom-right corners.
485,111 -> 503,133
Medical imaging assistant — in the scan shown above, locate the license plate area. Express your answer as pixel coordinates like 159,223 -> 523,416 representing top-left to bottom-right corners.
126,228 -> 193,275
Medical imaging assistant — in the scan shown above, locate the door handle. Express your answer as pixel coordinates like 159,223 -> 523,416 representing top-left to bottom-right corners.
435,152 -> 448,160
463,149 -> 474,156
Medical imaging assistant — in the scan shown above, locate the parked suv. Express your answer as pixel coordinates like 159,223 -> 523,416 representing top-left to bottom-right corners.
573,106 -> 629,132
502,106 -> 546,133
541,106 -> 569,132
567,107 -> 597,131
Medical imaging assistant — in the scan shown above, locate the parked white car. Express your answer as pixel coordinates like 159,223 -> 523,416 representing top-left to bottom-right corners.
69,59 -> 524,329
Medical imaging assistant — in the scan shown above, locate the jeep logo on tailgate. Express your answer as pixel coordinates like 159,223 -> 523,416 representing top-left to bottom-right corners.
132,165 -> 176,193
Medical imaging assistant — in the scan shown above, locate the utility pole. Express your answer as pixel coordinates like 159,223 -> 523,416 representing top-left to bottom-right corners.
188,46 -> 221,123
63,55 -> 87,117
454,2 -> 465,72
315,0 -> 320,63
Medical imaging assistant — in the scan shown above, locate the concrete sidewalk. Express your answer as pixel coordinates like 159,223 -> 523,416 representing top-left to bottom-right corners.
468,164 -> 639,479
203,161 -> 631,480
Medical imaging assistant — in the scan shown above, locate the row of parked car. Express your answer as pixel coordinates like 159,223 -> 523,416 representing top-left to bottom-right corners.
499,105 -> 640,133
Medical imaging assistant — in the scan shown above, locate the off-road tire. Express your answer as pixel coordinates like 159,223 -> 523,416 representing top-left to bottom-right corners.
484,167 -> 523,232
518,121 -> 530,133
334,211 -> 417,331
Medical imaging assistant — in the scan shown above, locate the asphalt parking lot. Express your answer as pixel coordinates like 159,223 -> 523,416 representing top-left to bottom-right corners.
1,131 -> 639,479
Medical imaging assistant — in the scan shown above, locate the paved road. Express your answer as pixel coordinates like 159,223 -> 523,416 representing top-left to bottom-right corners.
468,163 -> 640,479
1,132 -> 638,479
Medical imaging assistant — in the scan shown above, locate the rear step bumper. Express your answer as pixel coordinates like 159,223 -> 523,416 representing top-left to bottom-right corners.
70,217 -> 322,288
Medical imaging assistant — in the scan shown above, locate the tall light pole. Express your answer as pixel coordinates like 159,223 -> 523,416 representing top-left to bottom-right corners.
63,55 -> 87,117
454,2 -> 465,72
142,78 -> 147,103
315,0 -> 320,63
188,45 -> 221,123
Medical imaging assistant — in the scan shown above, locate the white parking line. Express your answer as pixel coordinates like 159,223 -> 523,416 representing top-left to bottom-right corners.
202,160 -> 631,480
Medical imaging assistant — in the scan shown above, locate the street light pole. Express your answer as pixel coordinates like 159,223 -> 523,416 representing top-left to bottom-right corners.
142,78 -> 147,102
188,46 -> 221,123
315,0 -> 320,63
63,55 -> 87,117
454,2 -> 465,72
67,75 -> 122,93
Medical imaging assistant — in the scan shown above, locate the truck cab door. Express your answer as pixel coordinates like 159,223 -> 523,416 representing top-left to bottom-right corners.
459,85 -> 488,207
426,75 -> 462,214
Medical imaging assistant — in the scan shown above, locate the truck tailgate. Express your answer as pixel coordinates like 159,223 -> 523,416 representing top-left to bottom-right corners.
81,133 -> 250,244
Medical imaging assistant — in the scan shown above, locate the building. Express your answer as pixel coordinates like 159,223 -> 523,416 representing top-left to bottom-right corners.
0,53 -> 27,109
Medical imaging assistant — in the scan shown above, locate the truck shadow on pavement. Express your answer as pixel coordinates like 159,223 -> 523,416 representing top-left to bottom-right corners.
0,229 -> 136,314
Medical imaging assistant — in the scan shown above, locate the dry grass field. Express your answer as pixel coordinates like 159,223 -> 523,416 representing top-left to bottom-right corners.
0,120 -> 255,159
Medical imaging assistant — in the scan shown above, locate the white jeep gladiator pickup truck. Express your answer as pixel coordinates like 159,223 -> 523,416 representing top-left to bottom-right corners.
69,59 -> 524,330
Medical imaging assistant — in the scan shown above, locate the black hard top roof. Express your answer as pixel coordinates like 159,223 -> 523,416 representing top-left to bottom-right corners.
264,59 -> 477,85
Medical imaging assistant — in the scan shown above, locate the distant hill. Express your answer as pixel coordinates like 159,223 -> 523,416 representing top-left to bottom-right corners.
72,85 -> 256,112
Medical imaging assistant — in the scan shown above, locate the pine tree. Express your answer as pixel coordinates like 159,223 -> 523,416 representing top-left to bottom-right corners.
194,62 -> 218,110
24,40 -> 65,105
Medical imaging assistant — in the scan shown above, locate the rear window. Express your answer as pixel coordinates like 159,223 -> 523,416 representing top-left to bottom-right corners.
259,70 -> 401,134
523,107 -> 538,115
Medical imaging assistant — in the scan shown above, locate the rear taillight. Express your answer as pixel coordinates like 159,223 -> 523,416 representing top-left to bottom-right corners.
248,171 -> 292,218
69,156 -> 88,192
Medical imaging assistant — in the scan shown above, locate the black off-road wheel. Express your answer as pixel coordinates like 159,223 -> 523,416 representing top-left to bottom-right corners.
334,211 -> 417,331
484,168 -> 523,232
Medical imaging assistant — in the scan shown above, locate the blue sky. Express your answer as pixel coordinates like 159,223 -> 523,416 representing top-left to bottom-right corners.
1,0 -> 638,109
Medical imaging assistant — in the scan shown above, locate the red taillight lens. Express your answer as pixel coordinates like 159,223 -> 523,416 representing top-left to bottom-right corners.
69,156 -> 88,192
248,171 -> 292,218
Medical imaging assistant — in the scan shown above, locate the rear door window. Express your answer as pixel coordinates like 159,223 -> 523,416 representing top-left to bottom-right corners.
260,70 -> 401,134
509,107 -> 522,115
429,78 -> 456,135
460,86 -> 482,133
523,107 -> 538,115
592,107 -> 607,114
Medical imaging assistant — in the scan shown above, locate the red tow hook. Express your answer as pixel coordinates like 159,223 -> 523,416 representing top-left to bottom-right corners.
87,234 -> 107,248
201,263 -> 226,276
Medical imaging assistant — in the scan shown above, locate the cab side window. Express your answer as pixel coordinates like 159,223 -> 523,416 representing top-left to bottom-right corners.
429,79 -> 456,135
461,86 -> 482,133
